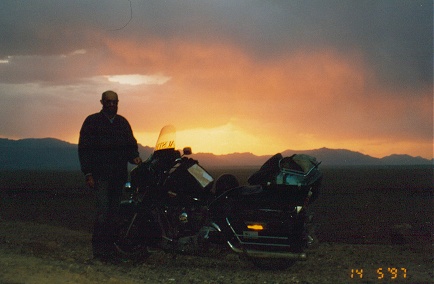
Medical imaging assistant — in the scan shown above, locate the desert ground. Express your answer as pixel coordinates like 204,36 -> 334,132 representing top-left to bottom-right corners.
0,166 -> 432,283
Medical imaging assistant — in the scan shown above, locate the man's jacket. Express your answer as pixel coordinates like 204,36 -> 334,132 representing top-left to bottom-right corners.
78,111 -> 139,178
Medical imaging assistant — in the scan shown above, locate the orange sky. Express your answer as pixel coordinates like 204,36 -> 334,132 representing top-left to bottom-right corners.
67,40 -> 432,158
0,1 -> 432,159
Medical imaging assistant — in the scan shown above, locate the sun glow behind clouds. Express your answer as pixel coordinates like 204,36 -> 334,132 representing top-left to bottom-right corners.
135,124 -> 272,155
106,74 -> 171,86
70,49 -> 86,55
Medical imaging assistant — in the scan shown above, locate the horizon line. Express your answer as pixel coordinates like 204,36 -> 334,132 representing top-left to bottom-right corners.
1,136 -> 432,161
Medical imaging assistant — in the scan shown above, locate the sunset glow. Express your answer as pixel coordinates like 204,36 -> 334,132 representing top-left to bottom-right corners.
106,74 -> 171,86
0,1 -> 432,159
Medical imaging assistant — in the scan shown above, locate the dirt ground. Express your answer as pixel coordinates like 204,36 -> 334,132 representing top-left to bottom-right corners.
0,167 -> 432,283
0,221 -> 431,284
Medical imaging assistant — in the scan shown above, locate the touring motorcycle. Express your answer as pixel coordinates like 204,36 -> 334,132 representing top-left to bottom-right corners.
114,125 -> 322,269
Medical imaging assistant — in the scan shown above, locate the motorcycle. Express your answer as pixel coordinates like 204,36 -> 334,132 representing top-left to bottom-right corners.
113,125 -> 322,269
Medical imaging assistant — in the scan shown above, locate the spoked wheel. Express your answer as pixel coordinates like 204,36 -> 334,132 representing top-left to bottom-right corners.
113,214 -> 152,261
250,258 -> 296,270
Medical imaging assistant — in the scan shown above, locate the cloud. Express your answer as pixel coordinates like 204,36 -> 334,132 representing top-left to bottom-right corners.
69,49 -> 87,56
106,74 -> 171,86
0,1 -> 431,158
1,1 -> 431,86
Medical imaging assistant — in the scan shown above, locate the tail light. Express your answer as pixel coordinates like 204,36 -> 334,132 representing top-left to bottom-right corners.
247,224 -> 264,231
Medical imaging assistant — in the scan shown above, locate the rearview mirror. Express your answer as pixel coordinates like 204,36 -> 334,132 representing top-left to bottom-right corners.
183,147 -> 192,155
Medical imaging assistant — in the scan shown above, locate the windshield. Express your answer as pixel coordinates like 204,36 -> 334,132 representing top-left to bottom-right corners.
154,125 -> 176,152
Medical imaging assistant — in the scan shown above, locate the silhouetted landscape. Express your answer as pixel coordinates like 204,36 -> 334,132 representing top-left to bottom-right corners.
1,137 -> 431,171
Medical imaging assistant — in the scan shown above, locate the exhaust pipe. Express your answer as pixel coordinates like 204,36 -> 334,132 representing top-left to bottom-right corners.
226,240 -> 307,260
210,222 -> 307,261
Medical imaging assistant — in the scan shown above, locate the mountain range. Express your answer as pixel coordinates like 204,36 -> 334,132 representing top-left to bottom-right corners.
0,137 -> 432,171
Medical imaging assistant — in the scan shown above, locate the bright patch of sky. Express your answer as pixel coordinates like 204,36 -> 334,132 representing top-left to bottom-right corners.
106,74 -> 171,86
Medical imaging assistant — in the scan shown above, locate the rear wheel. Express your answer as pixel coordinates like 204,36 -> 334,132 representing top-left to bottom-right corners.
214,174 -> 239,197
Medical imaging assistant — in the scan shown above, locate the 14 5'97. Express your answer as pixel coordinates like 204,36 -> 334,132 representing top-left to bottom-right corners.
350,268 -> 407,280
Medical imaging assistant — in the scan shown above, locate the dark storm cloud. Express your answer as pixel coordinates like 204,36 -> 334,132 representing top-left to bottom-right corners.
126,1 -> 433,89
0,0 -> 431,158
0,1 -> 90,57
0,1 -> 431,88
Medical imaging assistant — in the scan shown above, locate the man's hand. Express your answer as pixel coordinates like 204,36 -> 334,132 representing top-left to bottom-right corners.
132,157 -> 142,165
85,174 -> 95,189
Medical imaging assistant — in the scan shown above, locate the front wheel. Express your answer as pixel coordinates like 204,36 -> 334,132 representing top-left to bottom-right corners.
113,213 -> 154,261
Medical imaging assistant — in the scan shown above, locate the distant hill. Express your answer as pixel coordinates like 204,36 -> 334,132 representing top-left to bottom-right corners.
0,138 -> 79,171
0,138 -> 152,171
191,148 -> 433,168
0,138 -> 431,171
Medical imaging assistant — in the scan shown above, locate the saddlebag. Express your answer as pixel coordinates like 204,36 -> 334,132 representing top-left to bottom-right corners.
211,154 -> 322,259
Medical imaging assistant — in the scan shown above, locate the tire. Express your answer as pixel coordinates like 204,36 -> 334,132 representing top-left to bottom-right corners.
250,258 -> 296,270
214,174 -> 239,197
113,214 -> 153,262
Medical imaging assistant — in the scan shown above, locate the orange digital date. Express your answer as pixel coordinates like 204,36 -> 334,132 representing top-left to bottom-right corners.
350,267 -> 407,279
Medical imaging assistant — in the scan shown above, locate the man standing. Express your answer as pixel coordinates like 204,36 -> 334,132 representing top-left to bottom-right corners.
78,90 -> 142,261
